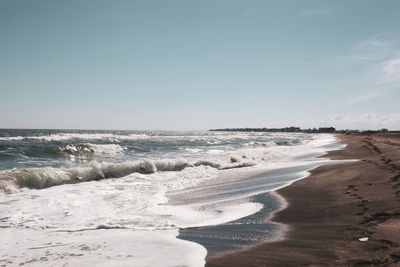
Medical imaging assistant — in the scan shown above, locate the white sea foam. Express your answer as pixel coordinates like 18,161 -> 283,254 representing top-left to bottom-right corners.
0,133 -> 149,142
0,158 -> 195,193
0,131 -> 305,143
0,134 -> 340,229
184,148 -> 203,153
207,149 -> 225,154
0,133 -> 341,266
0,228 -> 206,267
0,146 -> 281,193
56,143 -> 125,157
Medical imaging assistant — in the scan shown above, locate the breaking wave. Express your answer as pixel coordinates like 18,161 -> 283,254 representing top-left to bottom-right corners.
0,158 -> 256,193
50,143 -> 125,157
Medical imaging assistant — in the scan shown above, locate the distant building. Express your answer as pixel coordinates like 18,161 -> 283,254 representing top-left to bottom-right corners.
210,126 -> 339,133
284,127 -> 301,132
379,128 -> 389,133
318,127 -> 336,133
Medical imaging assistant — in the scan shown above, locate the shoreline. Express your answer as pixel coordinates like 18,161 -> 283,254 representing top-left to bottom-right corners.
206,133 -> 400,266
178,134 -> 345,260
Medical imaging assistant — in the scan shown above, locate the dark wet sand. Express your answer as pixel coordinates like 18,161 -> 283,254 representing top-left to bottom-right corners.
207,133 -> 400,266
179,192 -> 284,258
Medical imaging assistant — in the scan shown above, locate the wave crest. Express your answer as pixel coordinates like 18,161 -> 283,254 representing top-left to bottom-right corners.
0,156 -> 259,193
0,158 -> 195,193
51,143 -> 125,157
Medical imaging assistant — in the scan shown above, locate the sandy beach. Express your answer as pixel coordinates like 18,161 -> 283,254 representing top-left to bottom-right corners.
207,133 -> 400,266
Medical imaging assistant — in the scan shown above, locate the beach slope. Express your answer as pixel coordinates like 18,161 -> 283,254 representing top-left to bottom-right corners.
207,133 -> 400,266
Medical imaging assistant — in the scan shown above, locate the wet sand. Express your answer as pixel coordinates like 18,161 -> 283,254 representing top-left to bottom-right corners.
207,133 -> 400,266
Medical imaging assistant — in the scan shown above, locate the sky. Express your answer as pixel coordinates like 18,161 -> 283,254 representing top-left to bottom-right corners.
1,0 -> 400,130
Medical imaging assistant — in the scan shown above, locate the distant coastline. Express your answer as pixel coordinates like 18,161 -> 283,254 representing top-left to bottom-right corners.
210,127 -> 394,134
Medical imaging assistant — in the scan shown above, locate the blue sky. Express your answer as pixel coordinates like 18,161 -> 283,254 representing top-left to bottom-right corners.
1,0 -> 399,130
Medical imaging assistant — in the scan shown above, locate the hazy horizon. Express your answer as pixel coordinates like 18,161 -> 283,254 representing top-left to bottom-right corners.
1,0 -> 400,130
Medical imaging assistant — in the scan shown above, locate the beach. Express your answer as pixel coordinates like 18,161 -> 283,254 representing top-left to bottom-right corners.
206,133 -> 400,266
0,130 -> 340,266
2,0 -> 399,265
1,131 -> 399,266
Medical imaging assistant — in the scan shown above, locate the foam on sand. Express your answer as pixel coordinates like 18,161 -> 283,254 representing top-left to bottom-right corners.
0,229 -> 206,267
0,133 -> 342,266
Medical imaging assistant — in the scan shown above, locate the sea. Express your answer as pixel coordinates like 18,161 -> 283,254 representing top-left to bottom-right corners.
0,129 -> 342,266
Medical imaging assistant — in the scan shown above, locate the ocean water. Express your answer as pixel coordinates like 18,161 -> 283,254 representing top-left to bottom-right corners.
0,129 -> 341,266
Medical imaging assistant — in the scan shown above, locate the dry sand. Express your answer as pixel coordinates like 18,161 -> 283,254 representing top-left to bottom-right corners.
207,133 -> 400,266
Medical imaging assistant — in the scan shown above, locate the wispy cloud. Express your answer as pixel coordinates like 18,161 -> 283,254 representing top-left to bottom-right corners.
342,88 -> 390,105
300,7 -> 333,17
334,34 -> 400,105
379,57 -> 400,84
293,113 -> 400,130
336,35 -> 397,62
326,113 -> 400,130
